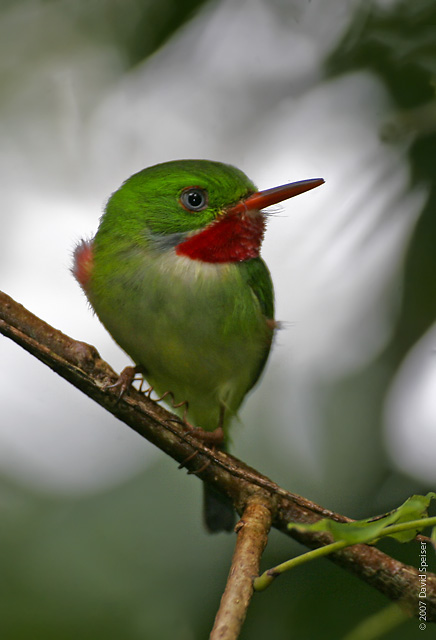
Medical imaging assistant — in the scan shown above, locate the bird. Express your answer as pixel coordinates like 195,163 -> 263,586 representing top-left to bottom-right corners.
73,159 -> 324,532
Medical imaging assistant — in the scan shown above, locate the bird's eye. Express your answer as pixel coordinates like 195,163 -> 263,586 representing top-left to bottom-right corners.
180,187 -> 208,212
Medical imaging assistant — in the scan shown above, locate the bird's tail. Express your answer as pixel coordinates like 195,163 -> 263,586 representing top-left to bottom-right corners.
203,483 -> 235,533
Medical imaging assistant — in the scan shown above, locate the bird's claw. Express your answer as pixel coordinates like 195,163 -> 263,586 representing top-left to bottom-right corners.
105,365 -> 142,401
183,424 -> 225,446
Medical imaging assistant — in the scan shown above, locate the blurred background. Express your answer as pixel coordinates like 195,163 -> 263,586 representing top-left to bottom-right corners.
1,0 -> 435,638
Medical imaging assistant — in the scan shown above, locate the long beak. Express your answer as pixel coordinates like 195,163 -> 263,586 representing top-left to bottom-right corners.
227,177 -> 324,215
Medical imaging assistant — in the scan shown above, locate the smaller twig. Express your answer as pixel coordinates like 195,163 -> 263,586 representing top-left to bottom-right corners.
210,496 -> 272,640
253,517 -> 436,591
254,540 -> 348,591
254,515 -> 436,592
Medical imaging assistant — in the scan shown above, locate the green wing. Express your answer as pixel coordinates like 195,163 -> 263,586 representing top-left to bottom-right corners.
239,257 -> 274,320
238,257 -> 275,392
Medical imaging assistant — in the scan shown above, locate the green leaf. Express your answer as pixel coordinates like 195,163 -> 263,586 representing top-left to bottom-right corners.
386,492 -> 436,541
289,492 -> 436,545
431,526 -> 436,550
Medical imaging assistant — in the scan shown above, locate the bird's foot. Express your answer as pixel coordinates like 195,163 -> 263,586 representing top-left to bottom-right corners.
177,428 -> 223,474
183,424 -> 225,446
178,449 -> 212,474
153,390 -> 189,411
105,365 -> 143,401
176,422 -> 225,473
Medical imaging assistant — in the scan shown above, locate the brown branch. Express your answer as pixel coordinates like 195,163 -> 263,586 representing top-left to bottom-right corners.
210,497 -> 272,639
0,289 -> 435,624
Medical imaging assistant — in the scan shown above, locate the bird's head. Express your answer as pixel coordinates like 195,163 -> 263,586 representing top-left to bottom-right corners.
79,160 -> 323,281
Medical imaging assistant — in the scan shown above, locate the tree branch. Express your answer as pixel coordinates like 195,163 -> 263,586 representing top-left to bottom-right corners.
210,497 -> 272,639
0,289 -> 435,623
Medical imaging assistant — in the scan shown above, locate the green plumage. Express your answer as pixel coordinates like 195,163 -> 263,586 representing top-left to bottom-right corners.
90,250 -> 274,432
88,160 -> 274,434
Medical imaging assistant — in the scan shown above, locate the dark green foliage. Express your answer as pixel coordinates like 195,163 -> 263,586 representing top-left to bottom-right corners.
39,0 -> 213,68
328,0 -> 436,366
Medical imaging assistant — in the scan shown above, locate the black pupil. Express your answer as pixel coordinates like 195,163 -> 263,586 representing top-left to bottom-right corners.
187,190 -> 203,208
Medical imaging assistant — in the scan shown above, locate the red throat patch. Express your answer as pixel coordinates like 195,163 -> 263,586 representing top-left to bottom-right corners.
73,240 -> 94,289
175,211 -> 265,263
